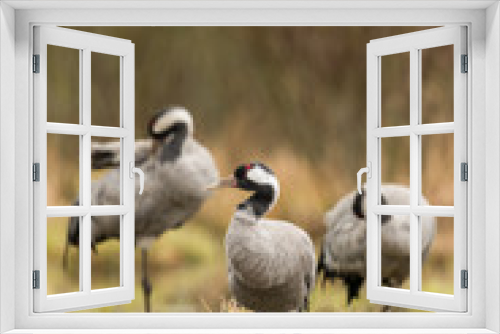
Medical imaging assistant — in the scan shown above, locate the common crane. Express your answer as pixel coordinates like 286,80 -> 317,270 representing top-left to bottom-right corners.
210,162 -> 316,312
64,107 -> 219,312
317,185 -> 436,311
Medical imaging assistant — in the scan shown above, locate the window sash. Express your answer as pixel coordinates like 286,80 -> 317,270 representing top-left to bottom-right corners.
32,26 -> 136,313
366,26 -> 468,312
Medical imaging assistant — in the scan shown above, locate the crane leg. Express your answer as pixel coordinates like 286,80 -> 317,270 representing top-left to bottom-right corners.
380,277 -> 404,312
381,304 -> 392,312
62,242 -> 70,271
141,248 -> 153,312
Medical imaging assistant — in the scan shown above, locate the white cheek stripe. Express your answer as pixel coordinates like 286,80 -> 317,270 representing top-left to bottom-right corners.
153,107 -> 194,135
247,166 -> 280,210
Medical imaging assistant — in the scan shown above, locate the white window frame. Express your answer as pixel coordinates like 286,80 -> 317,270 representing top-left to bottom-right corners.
366,26 -> 468,312
33,26 -> 136,312
0,1 -> 499,333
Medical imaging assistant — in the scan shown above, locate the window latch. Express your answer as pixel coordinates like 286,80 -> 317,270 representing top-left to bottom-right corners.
129,162 -> 145,195
357,162 -> 372,194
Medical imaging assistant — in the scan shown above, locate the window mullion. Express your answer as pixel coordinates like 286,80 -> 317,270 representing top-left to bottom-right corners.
417,46 -> 424,293
409,47 -> 420,294
366,25 -> 467,313
81,48 -> 92,294
78,48 -> 84,294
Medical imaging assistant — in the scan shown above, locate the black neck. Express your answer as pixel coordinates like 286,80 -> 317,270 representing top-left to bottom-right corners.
237,184 -> 275,218
159,122 -> 188,162
353,191 -> 391,224
353,192 -> 366,219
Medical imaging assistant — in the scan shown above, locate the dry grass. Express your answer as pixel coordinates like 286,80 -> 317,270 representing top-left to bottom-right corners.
48,140 -> 455,313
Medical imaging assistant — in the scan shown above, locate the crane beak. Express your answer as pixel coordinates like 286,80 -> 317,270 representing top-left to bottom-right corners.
207,176 -> 237,190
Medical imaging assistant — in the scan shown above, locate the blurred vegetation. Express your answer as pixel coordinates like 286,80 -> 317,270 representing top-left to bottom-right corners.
45,26 -> 454,313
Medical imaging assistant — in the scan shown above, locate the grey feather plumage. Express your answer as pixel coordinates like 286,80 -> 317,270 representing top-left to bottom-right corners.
226,210 -> 316,312
318,184 -> 436,304
88,136 -> 219,248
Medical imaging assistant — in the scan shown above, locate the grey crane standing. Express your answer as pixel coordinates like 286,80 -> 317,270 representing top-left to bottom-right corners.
317,184 -> 436,311
64,107 -> 219,312
210,162 -> 316,312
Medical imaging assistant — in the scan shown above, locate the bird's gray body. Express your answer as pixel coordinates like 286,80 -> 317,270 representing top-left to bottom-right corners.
321,185 -> 436,284
89,137 -> 219,249
65,106 -> 218,312
226,210 -> 316,312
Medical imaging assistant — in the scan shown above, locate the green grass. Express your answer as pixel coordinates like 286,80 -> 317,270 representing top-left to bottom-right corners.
48,212 -> 453,313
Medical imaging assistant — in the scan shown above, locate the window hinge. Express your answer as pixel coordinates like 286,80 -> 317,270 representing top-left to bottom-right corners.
33,270 -> 40,289
33,54 -> 40,73
461,162 -> 468,181
33,163 -> 40,182
461,270 -> 468,289
461,54 -> 468,73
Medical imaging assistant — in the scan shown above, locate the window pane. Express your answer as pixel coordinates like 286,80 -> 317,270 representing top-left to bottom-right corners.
421,216 -> 453,295
47,134 -> 80,207
91,52 -> 120,127
47,216 -> 81,295
381,136 -> 410,203
380,215 -> 410,290
47,45 -> 80,124
421,133 -> 454,206
421,45 -> 454,124
381,52 -> 410,127
91,137 -> 121,206
91,215 -> 121,290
